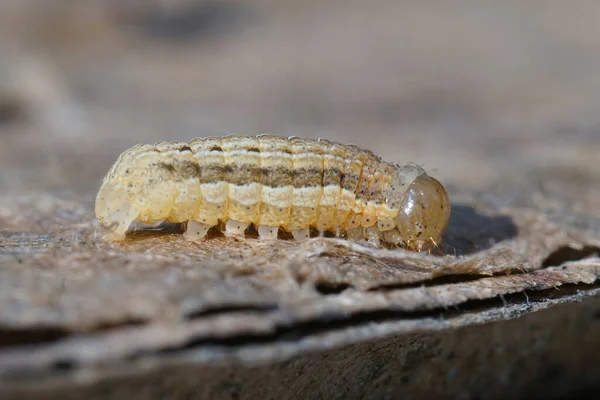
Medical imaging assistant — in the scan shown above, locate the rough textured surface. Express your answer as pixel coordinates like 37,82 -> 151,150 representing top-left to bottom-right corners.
1,1 -> 600,399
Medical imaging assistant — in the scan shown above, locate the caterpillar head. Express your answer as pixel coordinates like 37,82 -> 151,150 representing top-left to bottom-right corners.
394,174 -> 450,251
386,164 -> 451,251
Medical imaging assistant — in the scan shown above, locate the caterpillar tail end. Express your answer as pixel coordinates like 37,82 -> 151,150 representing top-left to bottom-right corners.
95,181 -> 138,242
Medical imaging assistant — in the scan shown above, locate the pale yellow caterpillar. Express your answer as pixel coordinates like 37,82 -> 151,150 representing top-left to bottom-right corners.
95,135 -> 450,251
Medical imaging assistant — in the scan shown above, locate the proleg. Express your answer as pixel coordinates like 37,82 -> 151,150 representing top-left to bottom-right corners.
95,135 -> 451,251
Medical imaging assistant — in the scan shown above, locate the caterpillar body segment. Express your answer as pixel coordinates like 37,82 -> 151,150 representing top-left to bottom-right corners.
95,135 -> 451,251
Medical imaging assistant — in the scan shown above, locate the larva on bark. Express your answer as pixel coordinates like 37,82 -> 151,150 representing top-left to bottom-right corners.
95,135 -> 451,251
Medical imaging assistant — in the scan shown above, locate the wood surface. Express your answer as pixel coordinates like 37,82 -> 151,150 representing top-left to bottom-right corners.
1,1 -> 599,399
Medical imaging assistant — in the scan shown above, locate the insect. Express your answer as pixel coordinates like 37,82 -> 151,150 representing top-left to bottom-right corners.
95,135 -> 450,251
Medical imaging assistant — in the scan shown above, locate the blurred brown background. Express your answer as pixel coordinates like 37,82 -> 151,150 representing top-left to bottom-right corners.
1,0 -> 599,212
1,1 -> 600,399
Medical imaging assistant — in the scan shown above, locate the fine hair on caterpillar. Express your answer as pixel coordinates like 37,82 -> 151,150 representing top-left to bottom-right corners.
95,135 -> 451,251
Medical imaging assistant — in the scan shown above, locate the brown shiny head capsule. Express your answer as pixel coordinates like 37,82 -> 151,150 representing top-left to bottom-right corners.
394,175 -> 451,251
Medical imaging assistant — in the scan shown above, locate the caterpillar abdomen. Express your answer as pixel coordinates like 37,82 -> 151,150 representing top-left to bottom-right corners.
95,135 -> 450,251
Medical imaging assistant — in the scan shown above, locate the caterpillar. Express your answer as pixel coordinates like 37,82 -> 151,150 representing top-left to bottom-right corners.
95,135 -> 450,251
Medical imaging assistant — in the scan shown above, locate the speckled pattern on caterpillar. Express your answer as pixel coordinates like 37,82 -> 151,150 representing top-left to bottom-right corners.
95,135 -> 451,251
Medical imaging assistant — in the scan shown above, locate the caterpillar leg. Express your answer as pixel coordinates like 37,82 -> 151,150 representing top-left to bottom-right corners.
364,226 -> 381,246
258,225 -> 279,240
95,181 -> 139,241
383,229 -> 403,245
225,219 -> 249,237
102,206 -> 138,241
292,228 -> 310,241
346,227 -> 364,241
184,220 -> 212,241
